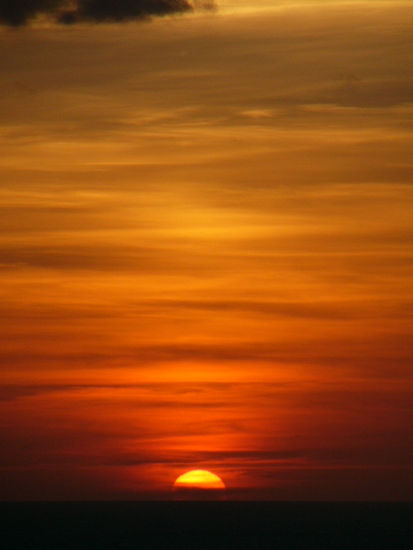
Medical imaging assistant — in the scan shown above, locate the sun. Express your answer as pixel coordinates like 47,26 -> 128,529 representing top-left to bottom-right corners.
173,470 -> 226,491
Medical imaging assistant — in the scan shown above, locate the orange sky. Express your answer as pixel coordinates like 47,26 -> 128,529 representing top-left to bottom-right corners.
1,0 -> 413,500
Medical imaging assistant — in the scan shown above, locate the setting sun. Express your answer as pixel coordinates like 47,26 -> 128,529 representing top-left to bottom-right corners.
173,470 -> 226,491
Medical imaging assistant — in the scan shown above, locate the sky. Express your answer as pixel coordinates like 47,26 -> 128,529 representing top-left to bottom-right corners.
1,0 -> 413,500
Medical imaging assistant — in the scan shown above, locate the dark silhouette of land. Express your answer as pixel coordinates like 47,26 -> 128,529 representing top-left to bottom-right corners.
1,501 -> 412,549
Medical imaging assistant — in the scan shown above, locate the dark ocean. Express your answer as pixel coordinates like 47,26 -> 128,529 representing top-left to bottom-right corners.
1,502 -> 412,549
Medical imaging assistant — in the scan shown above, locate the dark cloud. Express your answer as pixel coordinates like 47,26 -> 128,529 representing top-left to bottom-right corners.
58,0 -> 193,24
0,0 -> 58,25
0,0 -> 196,27
0,0 -> 59,26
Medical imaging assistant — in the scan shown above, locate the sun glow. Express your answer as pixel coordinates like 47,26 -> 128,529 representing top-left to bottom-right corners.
173,470 -> 226,490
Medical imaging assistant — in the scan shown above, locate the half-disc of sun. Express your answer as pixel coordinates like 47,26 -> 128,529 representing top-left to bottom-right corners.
173,470 -> 226,490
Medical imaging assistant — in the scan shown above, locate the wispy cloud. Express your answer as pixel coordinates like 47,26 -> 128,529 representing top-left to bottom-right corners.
1,1 -> 413,500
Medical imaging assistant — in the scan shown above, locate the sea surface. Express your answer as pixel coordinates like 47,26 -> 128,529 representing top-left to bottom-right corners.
1,502 -> 412,549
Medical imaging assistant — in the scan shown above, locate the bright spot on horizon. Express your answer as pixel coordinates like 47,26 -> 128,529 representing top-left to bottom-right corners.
173,470 -> 226,490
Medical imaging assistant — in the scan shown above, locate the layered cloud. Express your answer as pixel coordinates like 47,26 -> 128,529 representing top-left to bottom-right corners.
1,1 -> 412,500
